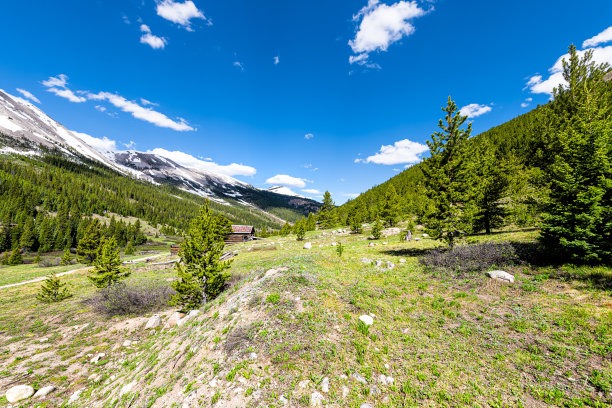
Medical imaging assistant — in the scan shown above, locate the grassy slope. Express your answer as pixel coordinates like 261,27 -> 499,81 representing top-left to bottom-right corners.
0,228 -> 610,407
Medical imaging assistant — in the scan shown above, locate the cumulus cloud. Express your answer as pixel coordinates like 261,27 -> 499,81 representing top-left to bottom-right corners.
71,130 -> 117,152
583,26 -> 612,48
304,133 -> 314,140
156,0 -> 210,31
520,97 -> 533,108
343,193 -> 360,199
349,0 -> 429,66
302,188 -> 322,195
16,88 -> 40,104
233,61 -> 245,71
265,174 -> 308,188
140,24 -> 167,49
357,138 -> 428,165
149,148 -> 257,177
88,92 -> 193,131
526,45 -> 612,95
273,56 -> 280,65
41,75 -> 86,103
123,141 -> 136,149
459,103 -> 492,118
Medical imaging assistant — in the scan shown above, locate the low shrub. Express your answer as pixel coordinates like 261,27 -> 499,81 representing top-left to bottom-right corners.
420,242 -> 524,276
88,282 -> 175,316
39,257 -> 61,268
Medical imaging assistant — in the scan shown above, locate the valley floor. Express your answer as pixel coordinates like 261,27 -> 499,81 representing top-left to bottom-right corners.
0,228 -> 610,407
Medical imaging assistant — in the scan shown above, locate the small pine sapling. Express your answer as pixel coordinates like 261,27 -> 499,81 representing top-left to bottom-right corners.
8,248 -> 23,266
36,274 -> 72,303
89,237 -> 130,289
371,217 -> 382,240
125,241 -> 135,256
336,242 -> 344,257
60,249 -> 72,265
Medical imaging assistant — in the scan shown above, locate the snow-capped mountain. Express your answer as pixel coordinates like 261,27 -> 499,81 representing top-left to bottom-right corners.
266,186 -> 304,198
0,89 -> 321,215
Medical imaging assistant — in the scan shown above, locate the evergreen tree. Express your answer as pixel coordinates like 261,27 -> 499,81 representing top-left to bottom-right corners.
279,222 -> 292,236
36,274 -> 72,303
60,248 -> 72,265
89,237 -> 129,288
540,47 -> 612,262
34,253 -> 41,265
8,248 -> 23,265
20,218 -> 37,250
421,97 -> 475,248
306,213 -> 317,231
317,191 -> 336,229
371,217 -> 382,240
171,203 -> 233,311
336,242 -> 344,257
38,216 -> 54,253
294,217 -> 306,241
77,219 -> 102,264
124,241 -> 135,256
380,185 -> 400,227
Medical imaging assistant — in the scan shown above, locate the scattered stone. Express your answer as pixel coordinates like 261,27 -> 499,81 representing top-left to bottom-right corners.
414,237 -> 421,241
378,374 -> 395,385
89,374 -> 102,382
384,363 -> 390,369
264,268 -> 278,278
310,391 -> 324,406
298,380 -> 309,389
90,353 -> 106,364
368,242 -> 377,247
351,373 -> 367,384
360,404 -> 373,408
120,382 -> 136,396
209,379 -> 218,388
487,270 -> 515,283
249,352 -> 258,360
331,242 -> 337,246
177,309 -> 200,327
38,337 -> 49,343
360,258 -> 371,264
145,314 -> 162,329
386,261 -> 395,269
6,385 -> 35,403
279,395 -> 289,405
123,340 -> 132,347
359,315 -> 374,326
339,374 -> 348,380
165,311 -> 185,328
422,233 -> 429,238
399,258 -> 406,263
342,385 -> 350,398
321,377 -> 329,393
375,260 -> 384,267
33,385 -> 55,398
303,242 -> 312,249
68,389 -> 82,403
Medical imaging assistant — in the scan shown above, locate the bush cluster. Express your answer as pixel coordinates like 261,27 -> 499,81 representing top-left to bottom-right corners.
89,282 -> 175,316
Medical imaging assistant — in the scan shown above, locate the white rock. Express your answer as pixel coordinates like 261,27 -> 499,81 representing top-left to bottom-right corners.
38,337 -> 49,343
279,395 -> 289,405
90,353 -> 105,364
386,261 -> 395,269
342,385 -> 350,398
487,270 -> 515,283
177,309 -> 200,327
122,340 -> 132,347
120,382 -> 136,396
399,259 -> 406,263
264,269 -> 278,278
351,373 -> 367,384
422,233 -> 429,238
165,311 -> 185,328
209,379 -> 218,388
384,363 -> 390,369
303,242 -> 312,249
249,352 -> 258,360
360,404 -> 373,408
414,237 -> 421,241
359,315 -> 374,326
310,391 -> 324,406
145,314 -> 161,329
361,258 -> 371,264
321,377 -> 329,393
6,385 -> 35,403
33,385 -> 55,398
68,389 -> 82,403
331,242 -> 337,247
298,380 -> 309,389
375,260 -> 384,267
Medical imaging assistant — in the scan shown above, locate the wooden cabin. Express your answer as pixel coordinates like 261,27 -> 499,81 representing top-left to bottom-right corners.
225,225 -> 256,243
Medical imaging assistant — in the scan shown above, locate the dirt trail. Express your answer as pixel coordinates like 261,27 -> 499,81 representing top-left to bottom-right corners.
0,253 -> 167,290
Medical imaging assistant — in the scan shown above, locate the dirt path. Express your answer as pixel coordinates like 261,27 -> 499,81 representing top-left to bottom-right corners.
0,253 -> 167,290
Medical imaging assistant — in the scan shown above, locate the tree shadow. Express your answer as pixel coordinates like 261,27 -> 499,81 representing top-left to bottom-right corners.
380,247 -> 435,258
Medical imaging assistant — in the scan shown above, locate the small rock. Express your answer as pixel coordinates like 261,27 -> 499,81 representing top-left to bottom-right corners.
38,337 -> 49,343
209,379 -> 218,388
368,242 -> 376,247
298,380 -> 309,389
370,386 -> 381,396
177,309 -> 200,327
165,311 -> 185,328
351,373 -> 367,384
399,258 -> 406,263
331,242 -> 337,247
414,237 -> 421,241
310,391 -> 324,406
249,352 -> 258,360
339,374 -> 348,380
6,385 -> 35,403
90,353 -> 106,364
386,261 -> 395,269
33,385 -> 55,398
342,385 -> 350,398
375,260 -> 384,267
265,269 -> 278,278
120,382 -> 136,396
279,395 -> 289,405
361,258 -> 371,264
123,340 -> 132,347
68,389 -> 82,403
145,314 -> 162,329
359,315 -> 374,326
303,242 -> 312,249
422,233 -> 429,238
487,270 -> 515,283
384,363 -> 390,369
321,377 -> 329,393
360,404 -> 373,408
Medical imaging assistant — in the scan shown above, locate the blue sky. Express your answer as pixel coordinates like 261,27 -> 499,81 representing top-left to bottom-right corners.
1,0 -> 611,203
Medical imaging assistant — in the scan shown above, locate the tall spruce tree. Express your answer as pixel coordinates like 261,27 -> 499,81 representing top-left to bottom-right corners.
77,219 -> 102,264
317,191 -> 336,229
421,97 -> 475,248
540,47 -> 612,262
380,185 -> 400,227
294,217 -> 306,241
89,237 -> 129,288
171,203 -> 232,312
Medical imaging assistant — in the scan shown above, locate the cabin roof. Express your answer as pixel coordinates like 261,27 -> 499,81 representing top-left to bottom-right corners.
230,225 -> 255,234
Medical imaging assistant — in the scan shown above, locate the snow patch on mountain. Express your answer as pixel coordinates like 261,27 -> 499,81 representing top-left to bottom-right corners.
266,186 -> 305,198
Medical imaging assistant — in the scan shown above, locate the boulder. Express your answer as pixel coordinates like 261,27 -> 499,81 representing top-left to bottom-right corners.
487,270 -> 515,283
6,385 -> 35,403
177,309 -> 200,327
303,242 -> 312,249
321,377 -> 329,393
165,311 -> 185,328
68,389 -> 82,403
359,315 -> 374,326
145,314 -> 162,329
33,385 -> 55,398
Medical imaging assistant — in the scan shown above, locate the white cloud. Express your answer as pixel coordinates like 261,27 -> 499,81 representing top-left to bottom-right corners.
140,98 -> 158,106
583,26 -> 612,48
140,24 -> 167,49
149,148 -> 256,177
358,138 -> 428,165
41,75 -> 86,103
95,105 -> 107,112
304,133 -> 314,140
343,193 -> 360,199
122,14 -> 131,25
459,103 -> 492,118
302,188 -> 322,195
233,61 -> 244,71
123,141 -> 136,149
156,0 -> 210,31
520,97 -> 533,108
273,56 -> 280,65
72,130 -> 117,152
265,174 -> 308,188
16,88 -> 40,104
88,92 -> 193,131
526,45 -> 612,95
349,0 -> 428,66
